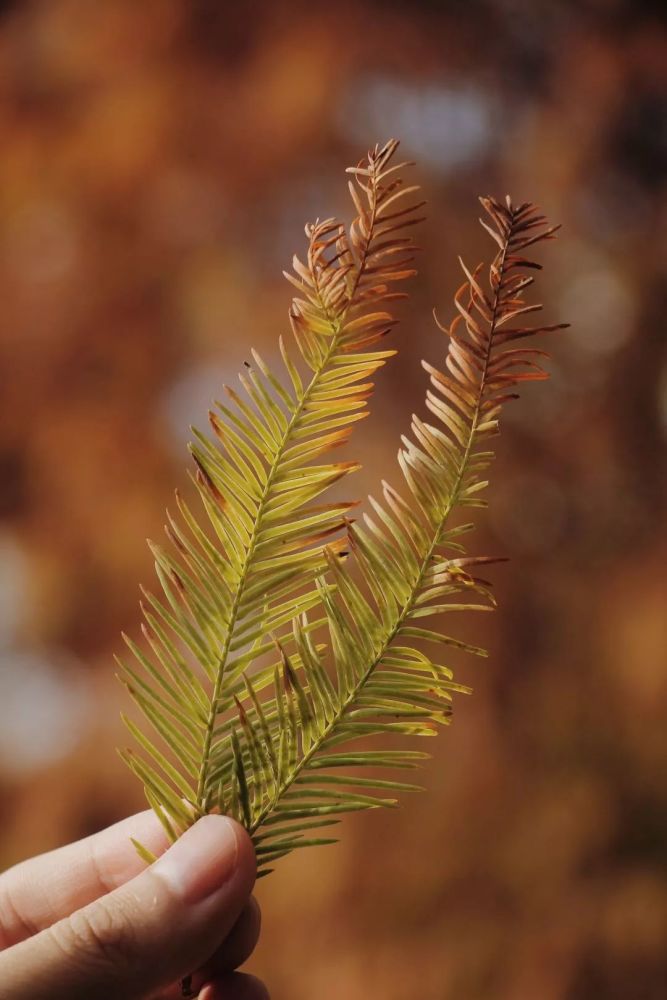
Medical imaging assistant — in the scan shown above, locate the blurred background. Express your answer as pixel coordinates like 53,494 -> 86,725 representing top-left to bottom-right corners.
0,1 -> 666,997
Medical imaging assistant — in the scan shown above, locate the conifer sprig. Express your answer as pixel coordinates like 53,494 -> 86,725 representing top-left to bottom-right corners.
117,141 -> 425,847
117,148 -> 565,875
220,197 -> 566,875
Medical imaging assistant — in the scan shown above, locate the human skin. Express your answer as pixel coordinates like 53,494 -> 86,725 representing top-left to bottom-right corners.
0,811 -> 268,1000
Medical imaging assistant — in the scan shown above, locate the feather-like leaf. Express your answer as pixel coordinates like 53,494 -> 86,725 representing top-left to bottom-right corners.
224,196 -> 566,861
119,140 -> 423,832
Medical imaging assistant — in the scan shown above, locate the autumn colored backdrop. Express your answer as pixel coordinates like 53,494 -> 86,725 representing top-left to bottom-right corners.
0,2 -> 665,998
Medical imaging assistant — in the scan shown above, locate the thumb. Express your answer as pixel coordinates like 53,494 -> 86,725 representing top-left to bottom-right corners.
0,815 -> 256,1000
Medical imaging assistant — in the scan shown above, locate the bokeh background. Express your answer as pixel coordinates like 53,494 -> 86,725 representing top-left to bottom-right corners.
1,1 -> 666,997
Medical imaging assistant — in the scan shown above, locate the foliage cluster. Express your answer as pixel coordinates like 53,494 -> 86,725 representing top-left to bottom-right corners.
117,140 -> 565,876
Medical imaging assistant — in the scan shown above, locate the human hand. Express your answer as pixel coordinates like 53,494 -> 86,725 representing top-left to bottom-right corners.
0,810 -> 267,999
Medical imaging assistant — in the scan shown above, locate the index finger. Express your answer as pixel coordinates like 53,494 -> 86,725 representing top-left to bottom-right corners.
0,809 -> 169,948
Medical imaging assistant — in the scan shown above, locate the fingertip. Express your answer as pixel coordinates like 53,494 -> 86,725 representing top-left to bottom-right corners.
200,972 -> 270,1000
247,895 -> 262,938
153,815 -> 248,904
149,814 -> 256,916
194,895 -> 262,980
229,894 -> 262,957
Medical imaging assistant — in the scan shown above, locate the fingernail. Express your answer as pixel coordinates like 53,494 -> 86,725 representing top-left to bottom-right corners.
152,815 -> 239,903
